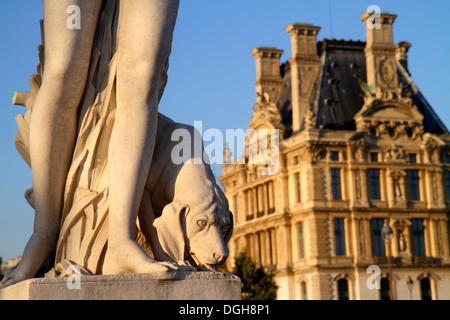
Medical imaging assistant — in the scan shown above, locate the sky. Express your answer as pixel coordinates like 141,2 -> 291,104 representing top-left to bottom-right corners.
0,0 -> 449,262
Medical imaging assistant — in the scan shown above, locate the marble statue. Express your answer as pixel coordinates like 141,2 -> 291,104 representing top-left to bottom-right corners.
1,0 -> 233,289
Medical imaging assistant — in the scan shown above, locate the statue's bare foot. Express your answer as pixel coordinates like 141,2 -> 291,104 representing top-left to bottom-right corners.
0,268 -> 30,289
102,240 -> 176,275
1,233 -> 55,289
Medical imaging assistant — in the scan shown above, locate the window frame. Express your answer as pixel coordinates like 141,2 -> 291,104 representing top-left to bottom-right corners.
370,152 -> 379,163
337,278 -> 350,300
368,169 -> 381,200
420,277 -> 432,300
334,218 -> 346,256
300,281 -> 308,300
408,153 -> 417,164
412,219 -> 426,257
330,151 -> 339,162
379,277 -> 391,300
446,170 -> 450,201
371,218 -> 386,256
331,168 -> 342,200
407,170 -> 421,201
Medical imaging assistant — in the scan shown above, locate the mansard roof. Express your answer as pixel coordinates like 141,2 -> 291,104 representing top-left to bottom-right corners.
277,38 -> 448,138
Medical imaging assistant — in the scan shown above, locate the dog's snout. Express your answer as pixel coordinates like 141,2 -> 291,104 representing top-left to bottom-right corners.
213,252 -> 223,261
213,250 -> 229,263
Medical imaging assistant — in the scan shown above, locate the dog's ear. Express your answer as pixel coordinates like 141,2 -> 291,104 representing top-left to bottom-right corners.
224,210 -> 234,244
153,200 -> 189,263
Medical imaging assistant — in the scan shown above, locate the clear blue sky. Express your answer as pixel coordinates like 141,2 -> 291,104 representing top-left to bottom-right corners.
0,1 -> 449,262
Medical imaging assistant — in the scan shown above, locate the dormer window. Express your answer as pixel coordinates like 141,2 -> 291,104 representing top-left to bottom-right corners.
370,152 -> 379,163
330,151 -> 339,162
408,154 -> 417,164
445,154 -> 450,164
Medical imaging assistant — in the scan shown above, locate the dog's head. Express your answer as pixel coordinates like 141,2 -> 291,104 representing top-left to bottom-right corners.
153,190 -> 233,271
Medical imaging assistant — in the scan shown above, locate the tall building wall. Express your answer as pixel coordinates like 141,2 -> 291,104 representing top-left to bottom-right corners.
220,11 -> 450,300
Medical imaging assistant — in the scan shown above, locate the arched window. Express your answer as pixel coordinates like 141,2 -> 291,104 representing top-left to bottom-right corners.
337,278 -> 349,300
420,278 -> 432,300
379,278 -> 391,300
300,281 -> 307,300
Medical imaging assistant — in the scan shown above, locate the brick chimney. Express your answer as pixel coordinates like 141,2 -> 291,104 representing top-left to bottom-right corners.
286,23 -> 321,133
251,47 -> 284,104
360,12 -> 399,91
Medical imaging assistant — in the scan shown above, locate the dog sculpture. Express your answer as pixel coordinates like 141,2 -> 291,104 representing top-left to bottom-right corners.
10,4 -> 233,277
137,113 -> 234,271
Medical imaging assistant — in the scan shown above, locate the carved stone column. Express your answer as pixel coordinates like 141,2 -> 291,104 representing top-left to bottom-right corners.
363,218 -> 372,260
360,168 -> 369,207
423,220 -> 432,258
440,217 -> 450,263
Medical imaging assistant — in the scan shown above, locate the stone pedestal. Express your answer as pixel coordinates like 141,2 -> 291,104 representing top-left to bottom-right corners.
0,272 -> 241,300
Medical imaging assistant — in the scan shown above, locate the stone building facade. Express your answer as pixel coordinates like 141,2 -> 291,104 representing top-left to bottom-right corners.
220,12 -> 450,300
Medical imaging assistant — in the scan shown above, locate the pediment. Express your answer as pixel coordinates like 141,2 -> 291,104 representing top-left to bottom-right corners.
356,103 -> 424,123
354,101 -> 425,139
248,103 -> 285,136
370,106 -> 416,121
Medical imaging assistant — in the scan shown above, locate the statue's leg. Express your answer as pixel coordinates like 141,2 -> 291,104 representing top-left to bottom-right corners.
0,0 -> 103,288
102,0 -> 180,274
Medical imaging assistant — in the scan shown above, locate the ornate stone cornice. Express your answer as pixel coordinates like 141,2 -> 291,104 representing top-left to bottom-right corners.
354,86 -> 424,140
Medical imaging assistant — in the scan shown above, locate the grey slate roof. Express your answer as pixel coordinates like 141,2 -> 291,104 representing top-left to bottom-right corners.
277,39 -> 449,137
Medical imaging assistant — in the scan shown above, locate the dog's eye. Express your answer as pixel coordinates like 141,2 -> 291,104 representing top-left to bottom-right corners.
197,220 -> 207,228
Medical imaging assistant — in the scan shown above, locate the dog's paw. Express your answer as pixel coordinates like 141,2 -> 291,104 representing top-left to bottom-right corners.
174,260 -> 197,272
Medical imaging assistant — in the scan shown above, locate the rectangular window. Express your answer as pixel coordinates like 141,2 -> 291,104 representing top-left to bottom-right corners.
246,189 -> 253,221
408,170 -> 420,201
445,154 -> 450,164
337,279 -> 349,300
412,219 -> 425,257
380,278 -> 391,300
371,219 -> 385,256
298,222 -> 305,259
420,278 -> 432,300
331,168 -> 342,200
269,228 -> 277,264
267,181 -> 275,214
370,152 -> 379,163
301,281 -> 308,300
295,172 -> 301,203
408,154 -> 417,164
330,151 -> 339,162
334,218 -> 346,256
369,169 -> 381,200
257,185 -> 264,217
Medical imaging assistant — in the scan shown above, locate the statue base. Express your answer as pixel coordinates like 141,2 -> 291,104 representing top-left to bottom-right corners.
0,272 -> 241,300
